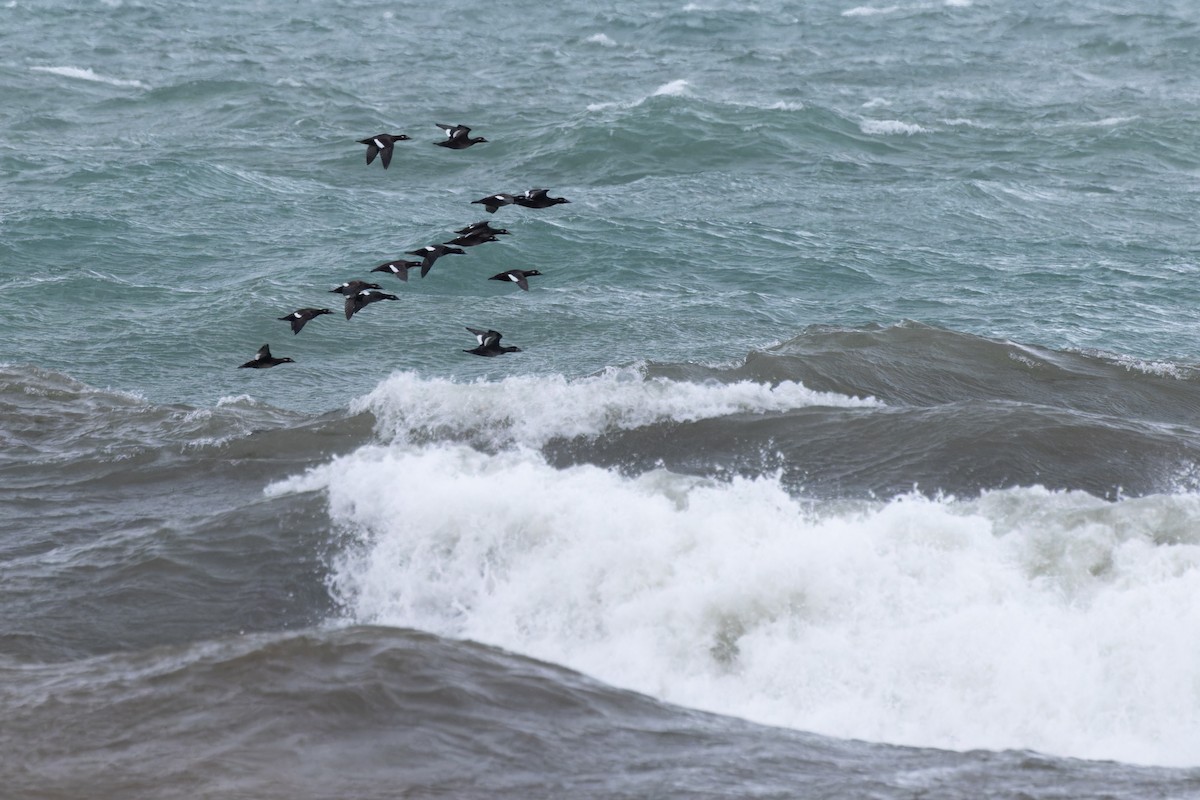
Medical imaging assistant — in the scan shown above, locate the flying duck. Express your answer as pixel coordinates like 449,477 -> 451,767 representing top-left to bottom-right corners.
370,259 -> 423,282
456,221 -> 511,236
488,269 -> 542,291
329,280 -> 382,295
239,344 -> 294,369
471,193 -> 517,214
345,289 -> 398,320
514,188 -> 570,208
445,230 -> 500,247
464,327 -> 521,357
435,123 -> 487,149
357,133 -> 410,169
278,307 -> 333,334
407,244 -> 466,277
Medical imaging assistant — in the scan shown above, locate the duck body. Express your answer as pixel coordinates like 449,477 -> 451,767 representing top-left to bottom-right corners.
370,259 -> 423,282
239,344 -> 294,368
435,123 -> 487,149
330,280 -> 383,295
513,188 -> 570,209
407,244 -> 466,277
357,133 -> 410,169
278,307 -> 333,334
445,231 -> 499,247
464,327 -> 521,356
471,193 -> 517,214
488,269 -> 542,291
456,221 -> 510,237
345,289 -> 398,319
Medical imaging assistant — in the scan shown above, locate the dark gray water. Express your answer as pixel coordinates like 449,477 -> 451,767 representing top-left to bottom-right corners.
4,0 -> 1200,795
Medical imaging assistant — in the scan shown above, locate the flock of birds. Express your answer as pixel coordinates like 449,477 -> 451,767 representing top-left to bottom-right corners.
238,122 -> 570,369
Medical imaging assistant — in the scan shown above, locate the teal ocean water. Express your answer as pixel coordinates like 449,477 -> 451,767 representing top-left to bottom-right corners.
5,0 -> 1200,410
4,1 -> 1200,797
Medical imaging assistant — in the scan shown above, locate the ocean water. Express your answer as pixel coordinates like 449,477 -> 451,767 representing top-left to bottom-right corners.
3,0 -> 1200,797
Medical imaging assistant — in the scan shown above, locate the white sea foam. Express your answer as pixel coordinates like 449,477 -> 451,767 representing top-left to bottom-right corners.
30,66 -> 147,89
271,442 -> 1200,768
763,100 -> 805,111
1003,352 -> 1041,369
1110,355 -> 1193,380
843,5 -> 901,16
268,371 -> 1200,767
352,368 -> 878,448
215,393 -> 266,407
1087,116 -> 1137,127
844,1 -> 970,15
653,79 -> 692,98
586,32 -> 618,47
587,79 -> 693,112
860,118 -> 928,135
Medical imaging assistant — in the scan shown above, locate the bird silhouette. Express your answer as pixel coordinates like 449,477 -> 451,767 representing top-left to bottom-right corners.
238,344 -> 294,369
464,327 -> 521,356
278,307 -> 333,334
357,133 -> 410,169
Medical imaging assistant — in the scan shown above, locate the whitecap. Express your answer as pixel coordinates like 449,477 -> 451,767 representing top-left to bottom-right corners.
351,367 -> 878,449
842,5 -> 901,16
652,79 -> 691,97
1086,115 -> 1138,127
860,118 -> 927,135
1110,355 -> 1192,380
586,79 -> 693,113
30,66 -> 147,89
216,394 -> 264,407
272,446 -> 1200,768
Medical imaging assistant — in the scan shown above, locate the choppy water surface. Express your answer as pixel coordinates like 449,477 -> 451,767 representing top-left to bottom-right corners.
3,0 -> 1200,796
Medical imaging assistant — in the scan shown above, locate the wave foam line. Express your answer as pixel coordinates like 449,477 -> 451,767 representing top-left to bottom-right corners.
860,118 -> 928,135
30,66 -> 147,89
352,368 -> 878,448
271,444 -> 1200,768
587,79 -> 693,111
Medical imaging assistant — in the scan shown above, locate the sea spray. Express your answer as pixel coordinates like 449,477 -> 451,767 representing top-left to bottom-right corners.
353,367 -> 879,449
270,372 -> 1200,767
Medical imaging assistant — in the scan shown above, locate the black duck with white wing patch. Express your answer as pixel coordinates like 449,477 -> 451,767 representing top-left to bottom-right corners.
445,230 -> 500,247
513,188 -> 570,208
330,280 -> 382,295
471,193 -> 517,214
370,259 -> 423,282
456,221 -> 511,236
407,244 -> 466,277
434,123 -> 487,149
238,344 -> 294,369
278,307 -> 333,334
488,269 -> 542,291
463,326 -> 522,356
357,133 -> 410,169
345,289 -> 398,320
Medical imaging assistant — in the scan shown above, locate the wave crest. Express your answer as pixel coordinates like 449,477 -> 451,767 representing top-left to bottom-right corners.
271,442 -> 1200,767
352,366 -> 878,450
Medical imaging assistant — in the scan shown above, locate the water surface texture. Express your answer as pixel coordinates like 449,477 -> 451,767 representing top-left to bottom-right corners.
3,0 -> 1200,797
